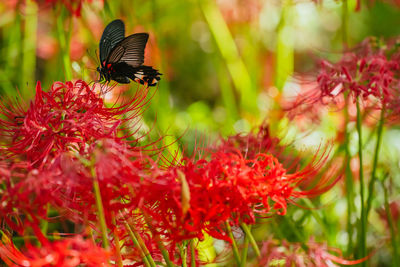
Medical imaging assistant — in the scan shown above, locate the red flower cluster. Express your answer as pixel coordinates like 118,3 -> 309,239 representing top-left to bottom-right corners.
258,238 -> 368,266
0,235 -> 111,266
317,38 -> 399,103
216,123 -> 299,169
0,81 -> 148,167
290,38 -> 400,113
0,79 -> 342,266
140,145 -> 338,245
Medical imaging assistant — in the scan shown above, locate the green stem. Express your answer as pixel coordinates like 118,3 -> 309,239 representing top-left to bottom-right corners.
92,170 -> 109,249
123,220 -> 153,267
356,98 -> 366,261
341,0 -> 349,46
344,95 -> 355,256
56,8 -> 73,80
200,0 -> 257,114
190,240 -> 196,267
382,177 -> 399,266
22,0 -> 38,99
180,244 -> 188,267
225,222 -> 241,266
240,223 -> 260,258
365,107 -> 385,218
341,1 -> 352,255
275,0 -> 294,91
143,213 -> 175,267
239,226 -> 250,267
111,212 -> 123,267
302,198 -> 330,239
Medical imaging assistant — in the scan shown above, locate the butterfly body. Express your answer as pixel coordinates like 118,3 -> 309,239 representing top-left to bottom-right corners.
97,19 -> 161,86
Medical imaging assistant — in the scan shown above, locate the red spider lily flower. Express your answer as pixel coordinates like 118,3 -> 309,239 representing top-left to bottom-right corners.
140,145 -> 339,245
0,139 -> 165,264
0,80 -> 150,167
0,234 -> 111,266
0,160 -> 54,234
216,123 -> 301,169
289,37 -> 400,112
258,238 -> 369,266
24,139 -> 148,225
217,123 -> 281,158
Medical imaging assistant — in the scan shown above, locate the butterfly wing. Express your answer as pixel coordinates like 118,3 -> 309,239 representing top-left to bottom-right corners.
105,33 -> 149,68
99,19 -> 125,66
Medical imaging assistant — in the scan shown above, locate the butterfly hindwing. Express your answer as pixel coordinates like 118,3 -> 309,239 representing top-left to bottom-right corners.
106,33 -> 149,68
99,19 -> 125,65
111,63 -> 161,86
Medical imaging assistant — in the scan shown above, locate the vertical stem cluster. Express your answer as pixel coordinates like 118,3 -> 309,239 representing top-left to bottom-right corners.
355,99 -> 366,262
200,0 -> 257,114
22,0 -> 38,99
366,107 -> 385,218
275,0 -> 294,91
123,219 -> 157,267
226,222 -> 241,266
56,7 -> 73,80
382,177 -> 399,266
91,166 -> 110,249
344,98 -> 355,255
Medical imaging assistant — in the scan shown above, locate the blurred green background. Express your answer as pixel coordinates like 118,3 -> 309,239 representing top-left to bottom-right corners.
1,0 -> 399,142
0,0 -> 400,265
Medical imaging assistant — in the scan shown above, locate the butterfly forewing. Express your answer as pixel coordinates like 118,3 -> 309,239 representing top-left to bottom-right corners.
106,33 -> 149,68
99,19 -> 125,65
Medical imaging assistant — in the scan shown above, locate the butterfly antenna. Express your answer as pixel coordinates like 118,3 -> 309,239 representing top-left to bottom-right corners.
86,48 -> 100,65
95,49 -> 100,65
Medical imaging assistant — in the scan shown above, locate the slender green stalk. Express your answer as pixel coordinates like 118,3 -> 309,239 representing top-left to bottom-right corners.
343,96 -> 355,256
275,0 -> 294,91
341,0 -> 349,47
382,177 -> 399,266
341,1 -> 354,255
180,244 -> 188,267
302,198 -> 330,239
91,170 -> 109,249
365,107 -> 385,218
200,0 -> 257,114
240,223 -> 260,258
123,220 -> 153,267
355,98 -> 366,262
56,8 -> 73,81
190,240 -> 196,267
225,222 -> 241,266
22,0 -> 38,99
240,226 -> 250,267
111,212 -> 123,267
143,213 -> 175,267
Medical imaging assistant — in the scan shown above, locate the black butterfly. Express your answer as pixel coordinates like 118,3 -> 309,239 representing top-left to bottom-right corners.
97,19 -> 161,86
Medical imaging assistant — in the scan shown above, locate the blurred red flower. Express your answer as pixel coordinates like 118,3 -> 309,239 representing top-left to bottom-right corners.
258,238 -> 368,266
288,37 -> 400,116
33,0 -> 100,17
0,234 -> 111,266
